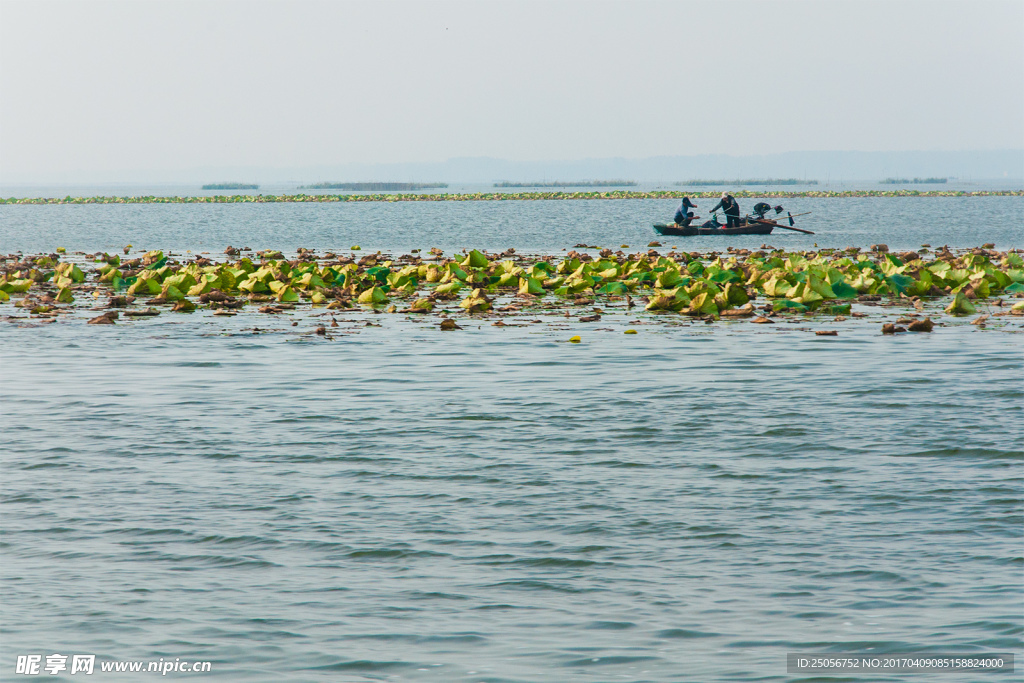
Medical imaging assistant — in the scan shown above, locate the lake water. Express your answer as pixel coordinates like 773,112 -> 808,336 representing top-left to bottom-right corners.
1,196 -> 1022,682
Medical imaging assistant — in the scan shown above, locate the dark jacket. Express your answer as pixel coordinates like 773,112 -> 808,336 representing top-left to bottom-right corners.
710,195 -> 739,216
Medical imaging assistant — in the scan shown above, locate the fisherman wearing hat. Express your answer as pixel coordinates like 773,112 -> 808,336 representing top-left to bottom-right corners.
673,196 -> 698,227
709,192 -> 741,229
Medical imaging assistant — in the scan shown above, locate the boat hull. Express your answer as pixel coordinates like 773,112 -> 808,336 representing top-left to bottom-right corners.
653,222 -> 775,236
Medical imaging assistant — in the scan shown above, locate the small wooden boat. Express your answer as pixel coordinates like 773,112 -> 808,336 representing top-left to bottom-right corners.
653,220 -> 775,236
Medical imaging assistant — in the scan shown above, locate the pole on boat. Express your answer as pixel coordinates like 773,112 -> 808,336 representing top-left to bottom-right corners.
751,217 -> 815,235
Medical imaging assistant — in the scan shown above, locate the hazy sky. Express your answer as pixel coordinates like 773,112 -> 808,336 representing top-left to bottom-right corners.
1,0 -> 1022,179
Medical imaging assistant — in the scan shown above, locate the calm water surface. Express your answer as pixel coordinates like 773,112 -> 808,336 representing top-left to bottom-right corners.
1,198 -> 1022,682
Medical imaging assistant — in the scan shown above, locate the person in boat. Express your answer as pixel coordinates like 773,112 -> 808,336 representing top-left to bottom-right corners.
709,192 -> 741,228
752,202 -> 786,220
673,197 -> 698,226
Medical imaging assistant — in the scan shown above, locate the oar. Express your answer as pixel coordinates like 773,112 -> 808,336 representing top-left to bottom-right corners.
750,217 -> 815,234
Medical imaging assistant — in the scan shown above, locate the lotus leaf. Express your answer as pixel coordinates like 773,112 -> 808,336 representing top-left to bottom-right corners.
723,283 -> 749,306
55,287 -> 74,303
946,268 -> 970,286
830,281 -> 859,299
807,274 -> 836,299
460,288 -> 493,312
131,278 -> 162,296
163,272 -> 197,291
773,299 -> 809,312
519,277 -> 546,296
761,276 -> 793,298
1004,282 -> 1024,294
497,272 -> 521,287
411,298 -> 433,311
818,303 -> 852,315
543,276 -> 565,289
944,292 -> 976,315
556,258 -> 581,274
276,286 -> 299,303
655,270 -> 683,289
435,281 -> 463,295
789,282 -> 824,306
310,291 -> 327,304
0,289 -> 9,302
159,285 -> 185,301
688,292 -> 718,317
56,263 -> 86,283
461,250 -> 489,268
596,282 -> 629,295
366,266 -> 391,284
1003,253 -> 1024,268
355,286 -> 386,304
238,277 -> 268,293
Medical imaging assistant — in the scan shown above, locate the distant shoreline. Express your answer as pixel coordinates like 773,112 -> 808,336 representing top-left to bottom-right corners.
494,180 -> 637,188
677,179 -> 817,186
298,182 -> 448,190
201,182 -> 259,190
2,189 -> 1021,205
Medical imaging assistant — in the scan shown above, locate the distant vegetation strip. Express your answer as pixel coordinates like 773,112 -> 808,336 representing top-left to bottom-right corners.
201,182 -> 259,190
494,180 -> 637,188
3,190 -> 1020,205
299,182 -> 448,190
677,179 -> 817,186
880,177 -> 948,184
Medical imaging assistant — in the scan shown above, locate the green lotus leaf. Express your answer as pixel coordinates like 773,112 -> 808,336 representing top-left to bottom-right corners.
529,261 -> 555,277
160,285 -> 184,301
655,270 -> 683,289
461,249 -> 489,268
55,287 -> 74,303
723,282 -> 749,306
435,281 -> 463,295
773,299 -> 809,312
596,281 -> 629,295
357,286 -> 388,304
459,288 -> 492,312
131,278 -> 162,296
55,262 -> 86,283
0,289 -> 9,302
275,285 -> 299,302
1,278 -> 33,293
99,267 -> 122,282
411,298 -> 433,311
163,272 -> 196,291
496,272 -> 521,287
1004,282 -> 1024,294
238,276 -> 268,293
646,293 -> 687,312
519,276 -> 546,295
310,291 -> 327,304
542,276 -> 565,289
818,303 -> 851,315
761,276 -> 792,298
830,281 -> 859,299
556,258 -> 581,274
1003,253 -> 1024,268
944,291 -> 976,315
689,292 -> 718,316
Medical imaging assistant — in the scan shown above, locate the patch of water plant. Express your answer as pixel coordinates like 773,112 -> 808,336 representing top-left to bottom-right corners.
2,189 -> 1021,205
3,244 -> 1022,336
